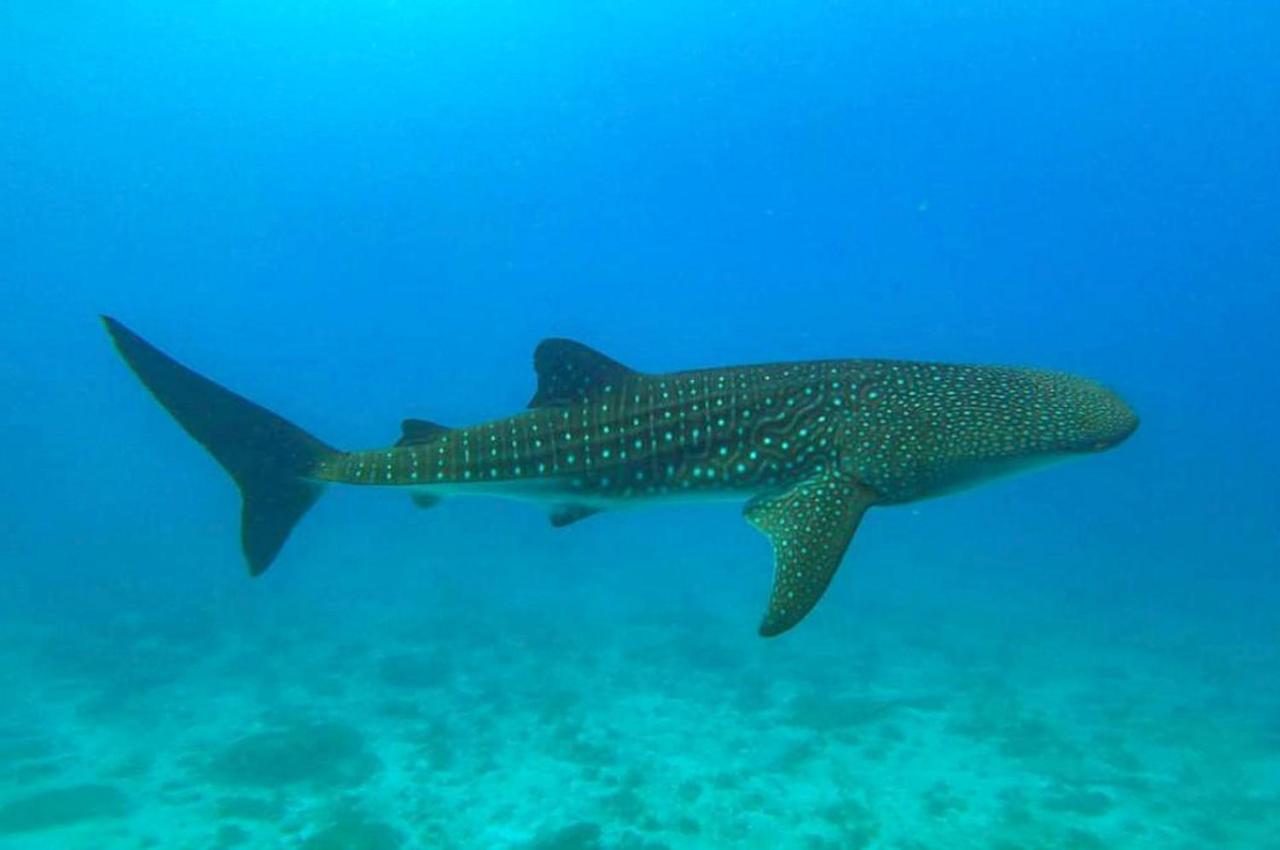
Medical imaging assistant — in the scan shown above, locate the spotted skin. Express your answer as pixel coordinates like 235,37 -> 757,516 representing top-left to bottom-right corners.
105,323 -> 1138,636
317,359 -> 859,499
316,355 -> 1135,506
310,344 -> 1138,635
745,472 -> 875,636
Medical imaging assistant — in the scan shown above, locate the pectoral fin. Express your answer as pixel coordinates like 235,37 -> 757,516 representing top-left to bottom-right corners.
744,472 -> 876,637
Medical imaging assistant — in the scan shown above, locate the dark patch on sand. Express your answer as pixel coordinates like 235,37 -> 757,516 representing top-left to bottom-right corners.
378,652 -> 453,690
207,720 -> 380,790
0,783 -> 128,834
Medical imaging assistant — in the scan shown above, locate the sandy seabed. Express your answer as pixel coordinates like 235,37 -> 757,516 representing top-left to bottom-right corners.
2,566 -> 1277,850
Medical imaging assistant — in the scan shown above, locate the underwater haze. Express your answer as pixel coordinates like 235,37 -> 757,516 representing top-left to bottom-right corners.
2,1 -> 1279,848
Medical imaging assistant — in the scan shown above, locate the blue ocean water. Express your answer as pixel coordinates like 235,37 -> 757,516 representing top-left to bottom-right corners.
2,1 -> 1278,847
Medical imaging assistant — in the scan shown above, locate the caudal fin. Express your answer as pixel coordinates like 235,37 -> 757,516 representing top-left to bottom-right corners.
103,317 -> 339,575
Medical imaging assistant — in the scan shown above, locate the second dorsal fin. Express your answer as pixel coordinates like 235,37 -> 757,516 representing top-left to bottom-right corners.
396,418 -> 450,446
529,338 -> 636,408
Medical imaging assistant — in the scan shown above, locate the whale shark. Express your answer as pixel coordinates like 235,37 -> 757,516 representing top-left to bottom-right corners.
103,317 -> 1137,636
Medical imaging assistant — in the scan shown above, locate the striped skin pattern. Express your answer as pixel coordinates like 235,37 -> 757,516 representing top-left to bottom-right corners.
103,321 -> 1137,637
315,360 -> 859,500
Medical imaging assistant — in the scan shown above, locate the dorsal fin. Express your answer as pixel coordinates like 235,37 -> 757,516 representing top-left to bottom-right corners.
529,339 -> 636,408
396,418 -> 450,446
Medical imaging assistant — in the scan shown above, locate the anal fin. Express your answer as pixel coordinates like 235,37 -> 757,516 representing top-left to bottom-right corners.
549,504 -> 600,527
745,471 -> 876,637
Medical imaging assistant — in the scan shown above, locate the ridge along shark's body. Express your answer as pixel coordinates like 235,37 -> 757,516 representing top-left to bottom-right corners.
103,318 -> 1138,636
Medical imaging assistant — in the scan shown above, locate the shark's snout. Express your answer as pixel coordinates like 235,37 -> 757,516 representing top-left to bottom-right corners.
1023,371 -> 1138,456
1091,409 -> 1138,450
1074,382 -> 1139,452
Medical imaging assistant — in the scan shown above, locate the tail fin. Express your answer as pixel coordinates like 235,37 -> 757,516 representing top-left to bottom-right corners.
102,316 -> 339,575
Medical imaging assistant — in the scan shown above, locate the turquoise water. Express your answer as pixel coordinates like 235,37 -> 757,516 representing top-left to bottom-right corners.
2,2 -> 1278,848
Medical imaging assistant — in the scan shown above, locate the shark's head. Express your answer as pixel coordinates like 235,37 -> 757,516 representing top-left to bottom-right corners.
1033,372 -> 1139,455
887,366 -> 1139,501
